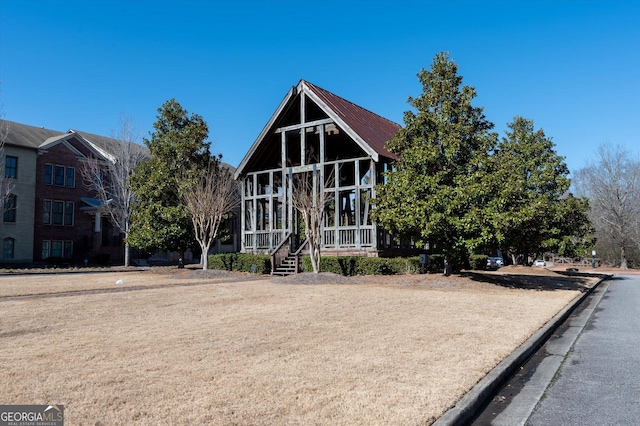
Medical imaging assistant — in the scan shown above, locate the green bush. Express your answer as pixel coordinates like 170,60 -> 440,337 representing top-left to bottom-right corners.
208,253 -> 271,274
469,254 -> 488,271
302,255 -> 423,276
301,256 -> 353,274
428,254 -> 445,273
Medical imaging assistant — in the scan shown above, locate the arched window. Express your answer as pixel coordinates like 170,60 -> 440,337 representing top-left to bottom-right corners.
2,238 -> 15,259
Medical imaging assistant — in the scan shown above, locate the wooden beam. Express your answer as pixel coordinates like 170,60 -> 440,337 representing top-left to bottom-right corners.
275,118 -> 333,133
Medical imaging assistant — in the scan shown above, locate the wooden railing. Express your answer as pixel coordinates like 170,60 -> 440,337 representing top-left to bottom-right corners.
245,230 -> 285,251
293,239 -> 309,274
322,227 -> 374,248
269,232 -> 292,274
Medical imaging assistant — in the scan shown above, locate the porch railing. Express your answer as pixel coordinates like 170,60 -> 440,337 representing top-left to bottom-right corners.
269,232 -> 292,274
322,226 -> 374,248
245,230 -> 285,251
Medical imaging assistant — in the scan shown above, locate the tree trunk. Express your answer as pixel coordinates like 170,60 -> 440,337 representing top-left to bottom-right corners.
443,257 -> 452,276
124,241 -> 130,267
620,244 -> 628,270
201,243 -> 211,270
123,225 -> 131,267
309,239 -> 320,273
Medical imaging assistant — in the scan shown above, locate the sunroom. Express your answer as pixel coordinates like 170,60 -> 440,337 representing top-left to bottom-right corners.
234,80 -> 401,263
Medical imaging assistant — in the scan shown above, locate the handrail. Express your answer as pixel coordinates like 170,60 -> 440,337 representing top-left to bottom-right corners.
270,232 -> 292,275
269,232 -> 292,256
293,239 -> 309,274
293,239 -> 308,256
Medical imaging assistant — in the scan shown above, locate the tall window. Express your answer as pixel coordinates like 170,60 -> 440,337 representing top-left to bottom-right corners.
3,194 -> 16,222
51,241 -> 63,258
43,200 -> 52,224
44,164 -> 53,185
64,202 -> 74,226
3,238 -> 15,259
42,241 -> 51,259
5,156 -> 17,179
52,201 -> 64,225
66,167 -> 75,187
64,241 -> 73,259
54,165 -> 65,186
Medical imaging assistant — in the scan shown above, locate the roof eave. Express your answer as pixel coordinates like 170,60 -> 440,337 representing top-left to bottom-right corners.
300,81 -> 380,162
234,85 -> 297,179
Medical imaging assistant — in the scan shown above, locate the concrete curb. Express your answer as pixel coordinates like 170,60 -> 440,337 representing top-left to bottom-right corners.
432,273 -> 612,426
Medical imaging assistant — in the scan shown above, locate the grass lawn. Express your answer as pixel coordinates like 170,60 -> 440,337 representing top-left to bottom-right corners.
0,268 -> 596,425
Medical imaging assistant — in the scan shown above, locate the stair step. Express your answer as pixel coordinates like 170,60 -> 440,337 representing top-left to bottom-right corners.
272,253 -> 299,276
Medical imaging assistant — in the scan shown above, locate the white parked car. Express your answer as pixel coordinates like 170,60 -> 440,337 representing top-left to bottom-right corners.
533,259 -> 546,267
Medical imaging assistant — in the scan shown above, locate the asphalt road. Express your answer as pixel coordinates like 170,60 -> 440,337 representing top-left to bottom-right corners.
528,274 -> 640,425
472,274 -> 640,425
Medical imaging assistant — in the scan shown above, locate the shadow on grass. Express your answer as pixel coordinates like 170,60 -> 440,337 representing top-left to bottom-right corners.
460,271 -> 610,292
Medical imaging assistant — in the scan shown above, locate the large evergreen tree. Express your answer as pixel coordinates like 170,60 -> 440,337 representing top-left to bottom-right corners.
128,99 -> 212,255
486,117 -> 592,264
372,52 -> 497,270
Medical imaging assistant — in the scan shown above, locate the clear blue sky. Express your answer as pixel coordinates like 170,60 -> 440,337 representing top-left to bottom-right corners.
1,0 -> 638,175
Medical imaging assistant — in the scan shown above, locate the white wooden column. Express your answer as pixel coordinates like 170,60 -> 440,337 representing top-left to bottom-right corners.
240,179 -> 246,252
300,92 -> 306,166
268,171 -> 274,250
252,173 -> 257,253
355,160 -> 361,249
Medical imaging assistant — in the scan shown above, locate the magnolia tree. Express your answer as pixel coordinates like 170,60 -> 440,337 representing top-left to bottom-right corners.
372,52 -> 497,274
81,115 -> 148,266
128,99 -> 211,259
181,161 -> 239,270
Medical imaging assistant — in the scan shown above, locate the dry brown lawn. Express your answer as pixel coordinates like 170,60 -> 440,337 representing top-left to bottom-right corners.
0,267 -> 599,425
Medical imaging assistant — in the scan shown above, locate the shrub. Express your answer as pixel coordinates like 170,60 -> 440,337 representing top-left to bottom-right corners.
469,254 -> 488,271
208,253 -> 271,274
428,254 -> 445,273
302,255 -> 423,276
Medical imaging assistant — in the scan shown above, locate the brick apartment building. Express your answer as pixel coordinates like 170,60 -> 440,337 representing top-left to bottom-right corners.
1,121 -> 126,265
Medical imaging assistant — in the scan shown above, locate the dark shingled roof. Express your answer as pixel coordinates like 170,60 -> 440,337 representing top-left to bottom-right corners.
304,81 -> 401,160
2,121 -> 64,150
1,121 -> 147,160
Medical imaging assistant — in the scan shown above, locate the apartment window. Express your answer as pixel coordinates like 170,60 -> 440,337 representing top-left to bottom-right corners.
42,241 -> 51,259
52,201 -> 64,225
64,202 -> 74,226
3,194 -> 16,222
43,200 -> 52,225
44,164 -> 53,185
66,167 -> 76,187
2,238 -> 15,259
64,241 -> 73,259
54,165 -> 65,186
5,156 -> 17,179
51,241 -> 63,258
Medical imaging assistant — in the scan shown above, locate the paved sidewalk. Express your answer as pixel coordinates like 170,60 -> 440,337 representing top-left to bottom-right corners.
470,274 -> 640,425
528,274 -> 640,425
435,272 -> 609,426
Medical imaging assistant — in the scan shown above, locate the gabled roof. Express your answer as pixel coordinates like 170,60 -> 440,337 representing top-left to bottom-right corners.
303,81 -> 400,160
235,80 -> 400,178
2,121 -> 63,150
1,120 -> 143,163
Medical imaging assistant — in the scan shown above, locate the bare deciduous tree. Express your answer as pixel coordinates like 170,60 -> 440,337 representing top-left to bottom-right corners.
81,114 -> 148,266
291,167 -> 334,273
0,99 -> 13,206
181,161 -> 240,270
574,143 -> 640,270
